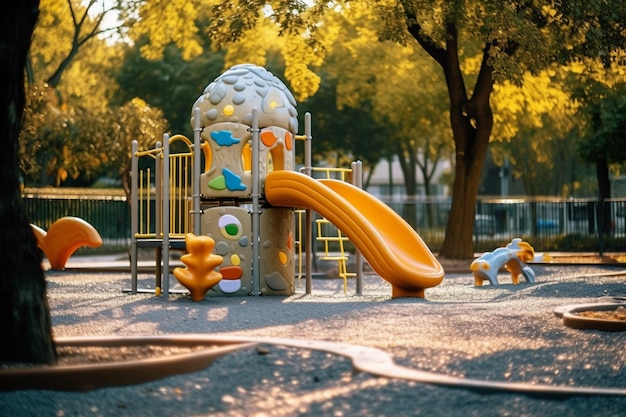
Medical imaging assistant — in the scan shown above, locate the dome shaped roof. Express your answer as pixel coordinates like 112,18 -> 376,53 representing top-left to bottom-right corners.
191,64 -> 298,133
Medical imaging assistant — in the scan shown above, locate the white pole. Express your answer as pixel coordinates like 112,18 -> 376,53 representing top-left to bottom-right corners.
251,108 -> 261,295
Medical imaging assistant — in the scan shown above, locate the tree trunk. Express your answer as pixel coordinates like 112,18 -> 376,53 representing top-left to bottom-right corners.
396,142 -> 418,229
435,30 -> 494,259
439,107 -> 492,258
0,0 -> 56,365
596,157 -> 612,201
439,139 -> 488,259
405,13 -> 502,260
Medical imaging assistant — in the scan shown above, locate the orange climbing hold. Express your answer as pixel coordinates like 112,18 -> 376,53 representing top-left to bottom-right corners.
260,131 -> 278,147
284,131 -> 293,151
219,265 -> 243,280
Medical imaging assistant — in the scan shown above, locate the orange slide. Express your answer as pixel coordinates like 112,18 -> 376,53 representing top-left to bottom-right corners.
265,171 -> 444,298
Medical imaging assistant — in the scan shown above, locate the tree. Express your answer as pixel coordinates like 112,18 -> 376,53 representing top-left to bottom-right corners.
490,68 -> 587,197
22,0 -> 126,186
385,1 -> 625,258
575,81 -> 626,198
299,73 -> 392,182
20,84 -> 114,186
29,0 -> 121,90
315,2 -> 454,200
0,0 -> 57,365
100,98 -> 170,200
575,80 -> 626,233
113,39 -> 224,137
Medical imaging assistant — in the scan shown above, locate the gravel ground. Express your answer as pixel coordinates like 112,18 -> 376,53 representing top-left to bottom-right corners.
1,262 -> 626,416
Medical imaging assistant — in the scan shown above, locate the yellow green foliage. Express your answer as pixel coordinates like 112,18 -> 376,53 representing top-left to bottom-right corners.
128,0 -> 204,60
30,0 -> 125,107
492,67 -> 578,143
32,0 -> 75,67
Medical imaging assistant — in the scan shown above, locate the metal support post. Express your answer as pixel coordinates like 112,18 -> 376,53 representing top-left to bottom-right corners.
193,107 -> 202,235
303,112 -> 313,295
130,140 -> 139,294
162,134 -> 170,297
251,108 -> 261,295
352,160 -> 363,295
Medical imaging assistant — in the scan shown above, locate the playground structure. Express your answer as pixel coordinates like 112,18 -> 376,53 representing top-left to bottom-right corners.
32,216 -> 103,270
130,64 -> 444,299
470,238 -> 545,286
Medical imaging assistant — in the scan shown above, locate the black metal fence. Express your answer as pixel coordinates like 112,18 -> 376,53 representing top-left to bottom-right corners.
22,191 -> 626,255
23,193 -> 131,253
384,196 -> 626,253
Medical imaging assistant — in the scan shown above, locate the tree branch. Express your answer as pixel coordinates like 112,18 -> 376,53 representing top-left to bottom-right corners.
46,0 -> 118,88
401,4 -> 446,66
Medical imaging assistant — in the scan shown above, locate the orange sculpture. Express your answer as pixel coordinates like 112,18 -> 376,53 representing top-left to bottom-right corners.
173,233 -> 223,301
31,216 -> 103,270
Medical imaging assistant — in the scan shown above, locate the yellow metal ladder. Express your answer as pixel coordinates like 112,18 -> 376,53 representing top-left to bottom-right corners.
316,218 -> 355,293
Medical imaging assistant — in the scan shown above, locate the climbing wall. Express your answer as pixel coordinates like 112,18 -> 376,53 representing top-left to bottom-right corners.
259,207 -> 295,295
201,206 -> 252,296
